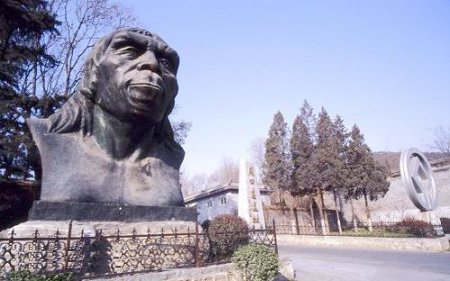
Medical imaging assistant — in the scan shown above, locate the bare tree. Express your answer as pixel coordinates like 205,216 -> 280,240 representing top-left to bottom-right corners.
211,157 -> 239,185
35,0 -> 135,99
180,171 -> 217,197
431,125 -> 450,156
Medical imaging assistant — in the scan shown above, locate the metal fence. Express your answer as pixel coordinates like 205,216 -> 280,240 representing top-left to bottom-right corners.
0,221 -> 277,279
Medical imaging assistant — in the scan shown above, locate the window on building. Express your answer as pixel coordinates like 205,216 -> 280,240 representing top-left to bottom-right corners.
220,197 -> 227,205
207,200 -> 212,207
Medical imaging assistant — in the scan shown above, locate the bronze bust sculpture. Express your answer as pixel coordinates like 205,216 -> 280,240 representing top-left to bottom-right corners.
28,28 -> 185,208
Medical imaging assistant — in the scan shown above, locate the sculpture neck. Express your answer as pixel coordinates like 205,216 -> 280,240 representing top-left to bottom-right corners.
92,105 -> 156,160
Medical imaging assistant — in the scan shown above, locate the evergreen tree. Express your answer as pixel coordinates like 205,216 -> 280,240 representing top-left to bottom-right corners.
345,125 -> 370,229
330,115 -> 349,234
0,0 -> 58,181
309,108 -> 341,234
290,100 -> 317,198
367,163 -> 390,201
345,125 -> 389,231
290,101 -> 317,232
299,100 -> 316,141
262,111 -> 290,204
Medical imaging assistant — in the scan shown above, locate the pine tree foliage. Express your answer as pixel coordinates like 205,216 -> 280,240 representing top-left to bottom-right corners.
367,163 -> 390,201
0,0 -> 58,181
290,101 -> 315,196
262,111 -> 290,191
345,125 -> 389,201
299,100 -> 316,141
310,108 -> 341,192
344,125 -> 371,199
332,115 -> 349,190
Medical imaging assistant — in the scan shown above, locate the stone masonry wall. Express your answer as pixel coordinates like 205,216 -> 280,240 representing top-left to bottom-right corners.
277,234 -> 450,252
90,264 -> 242,281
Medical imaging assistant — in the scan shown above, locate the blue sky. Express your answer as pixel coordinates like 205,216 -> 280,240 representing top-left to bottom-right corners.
119,0 -> 450,176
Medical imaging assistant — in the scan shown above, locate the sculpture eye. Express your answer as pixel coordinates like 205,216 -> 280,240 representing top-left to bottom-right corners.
121,46 -> 140,57
158,57 -> 173,70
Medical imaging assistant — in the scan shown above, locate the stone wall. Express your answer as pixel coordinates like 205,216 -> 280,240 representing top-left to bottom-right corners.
90,264 -> 241,281
326,160 -> 450,225
277,234 -> 450,252
90,261 -> 295,281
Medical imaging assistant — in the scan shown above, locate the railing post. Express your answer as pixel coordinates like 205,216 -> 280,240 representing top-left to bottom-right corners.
194,222 -> 200,267
64,220 -> 73,272
272,219 -> 278,255
7,229 -> 15,272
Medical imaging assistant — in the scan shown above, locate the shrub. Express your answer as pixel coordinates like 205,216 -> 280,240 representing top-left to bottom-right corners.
208,214 -> 249,260
8,270 -> 74,281
440,217 -> 450,234
232,244 -> 279,281
391,218 -> 436,238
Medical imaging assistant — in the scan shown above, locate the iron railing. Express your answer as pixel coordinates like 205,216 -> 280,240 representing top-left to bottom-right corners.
0,221 -> 277,279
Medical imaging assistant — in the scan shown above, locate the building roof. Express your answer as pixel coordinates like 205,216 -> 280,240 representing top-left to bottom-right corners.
184,183 -> 273,204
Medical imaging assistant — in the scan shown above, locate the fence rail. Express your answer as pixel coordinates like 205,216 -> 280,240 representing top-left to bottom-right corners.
0,221 -> 277,279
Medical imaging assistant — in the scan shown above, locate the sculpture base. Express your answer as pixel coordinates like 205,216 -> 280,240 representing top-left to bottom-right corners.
416,211 -> 444,236
0,219 -> 198,238
28,201 -> 197,222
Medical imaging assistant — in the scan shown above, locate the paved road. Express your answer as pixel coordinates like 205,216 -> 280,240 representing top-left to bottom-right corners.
278,244 -> 450,281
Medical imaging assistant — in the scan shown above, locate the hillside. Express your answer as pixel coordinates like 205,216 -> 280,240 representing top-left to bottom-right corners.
373,151 -> 447,173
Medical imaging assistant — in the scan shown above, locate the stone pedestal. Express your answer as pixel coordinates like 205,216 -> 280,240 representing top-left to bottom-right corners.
0,219 -> 198,238
416,211 -> 444,236
28,200 -> 197,222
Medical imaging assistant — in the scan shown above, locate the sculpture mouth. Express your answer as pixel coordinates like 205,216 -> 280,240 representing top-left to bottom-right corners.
127,83 -> 164,103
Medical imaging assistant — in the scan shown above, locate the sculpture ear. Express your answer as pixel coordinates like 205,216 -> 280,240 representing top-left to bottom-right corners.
79,87 -> 95,101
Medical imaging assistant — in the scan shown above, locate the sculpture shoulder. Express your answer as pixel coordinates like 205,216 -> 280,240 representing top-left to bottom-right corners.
26,118 -> 50,139
26,117 -> 80,152
152,141 -> 185,170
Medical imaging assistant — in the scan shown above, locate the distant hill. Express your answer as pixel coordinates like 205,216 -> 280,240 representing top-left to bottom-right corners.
373,151 -> 447,173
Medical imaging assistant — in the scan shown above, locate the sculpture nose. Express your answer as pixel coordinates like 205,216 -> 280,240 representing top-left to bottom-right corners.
137,51 -> 161,74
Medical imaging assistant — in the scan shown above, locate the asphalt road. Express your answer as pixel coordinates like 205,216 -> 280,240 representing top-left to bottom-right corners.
278,244 -> 450,281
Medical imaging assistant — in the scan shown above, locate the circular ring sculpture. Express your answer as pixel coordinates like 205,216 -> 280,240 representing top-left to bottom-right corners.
400,148 -> 437,212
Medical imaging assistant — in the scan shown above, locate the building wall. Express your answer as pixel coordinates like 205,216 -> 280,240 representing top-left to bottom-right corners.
186,188 -> 273,224
195,192 -> 239,224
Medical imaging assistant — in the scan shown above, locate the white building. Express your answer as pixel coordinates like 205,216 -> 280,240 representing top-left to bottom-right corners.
184,183 -> 272,224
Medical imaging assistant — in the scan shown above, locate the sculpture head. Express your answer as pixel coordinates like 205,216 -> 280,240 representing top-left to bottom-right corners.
48,28 -> 181,151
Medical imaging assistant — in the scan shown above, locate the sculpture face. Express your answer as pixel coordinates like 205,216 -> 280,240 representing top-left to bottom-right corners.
95,30 -> 179,123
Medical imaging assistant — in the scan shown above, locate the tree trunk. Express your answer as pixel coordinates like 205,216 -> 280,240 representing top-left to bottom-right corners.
337,190 -> 345,217
309,195 -> 316,234
278,189 -> 283,205
292,208 -> 300,235
320,190 -> 330,234
349,197 -> 358,232
333,189 -> 342,235
318,191 -> 328,235
364,191 -> 373,232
